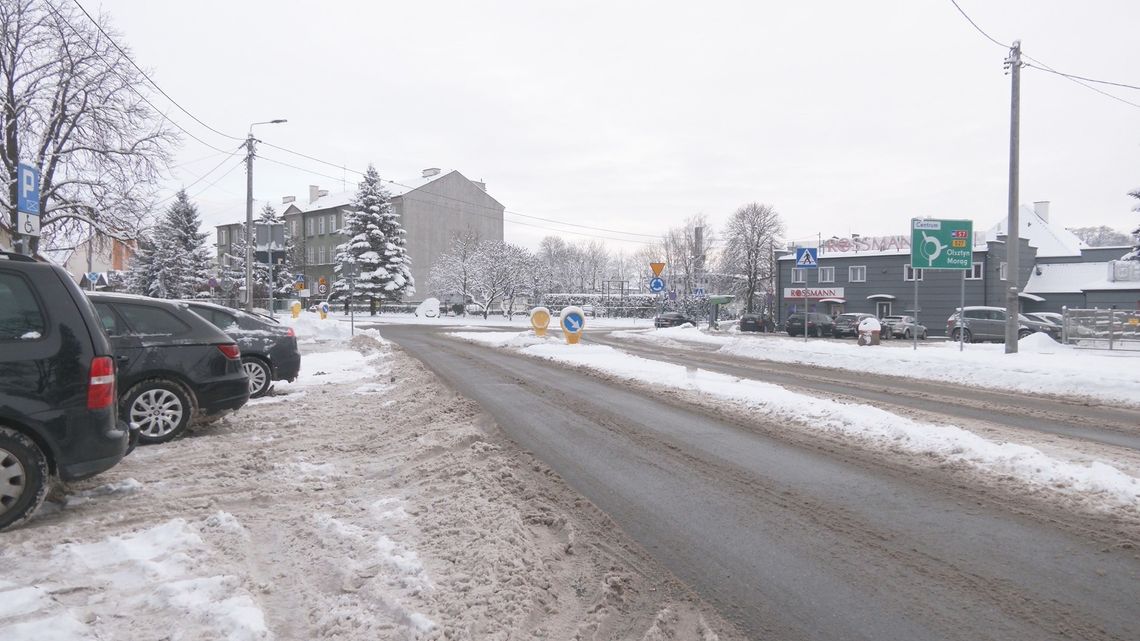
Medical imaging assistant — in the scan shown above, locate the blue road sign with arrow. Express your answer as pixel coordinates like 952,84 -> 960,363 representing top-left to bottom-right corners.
561,311 -> 584,333
649,277 -> 665,293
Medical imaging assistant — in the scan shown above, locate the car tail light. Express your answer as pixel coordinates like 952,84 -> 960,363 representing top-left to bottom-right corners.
87,356 -> 115,410
217,343 -> 241,359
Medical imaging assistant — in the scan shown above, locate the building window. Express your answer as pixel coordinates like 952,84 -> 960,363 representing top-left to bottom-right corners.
966,262 -> 984,280
306,246 -> 314,265
328,214 -> 337,233
219,229 -> 227,244
818,266 -> 835,283
318,217 -> 326,235
904,265 -> 923,281
792,268 -> 806,284
318,246 -> 326,264
306,218 -> 314,237
999,261 -> 1008,280
849,265 -> 866,282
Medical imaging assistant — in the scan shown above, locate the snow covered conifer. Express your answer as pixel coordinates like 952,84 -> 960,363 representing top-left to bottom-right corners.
333,165 -> 415,302
126,190 -> 211,298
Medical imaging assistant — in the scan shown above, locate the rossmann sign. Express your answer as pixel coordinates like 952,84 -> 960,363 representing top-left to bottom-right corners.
784,288 -> 845,298
821,235 -> 910,254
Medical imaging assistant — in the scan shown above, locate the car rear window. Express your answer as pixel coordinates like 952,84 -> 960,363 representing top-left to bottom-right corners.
190,307 -> 238,330
0,272 -> 46,340
115,303 -> 191,336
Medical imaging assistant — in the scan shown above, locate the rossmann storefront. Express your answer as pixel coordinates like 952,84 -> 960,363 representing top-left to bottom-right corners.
775,232 -> 1032,336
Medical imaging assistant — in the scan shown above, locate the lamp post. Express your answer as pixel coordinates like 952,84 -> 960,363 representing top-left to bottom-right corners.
245,119 -> 287,311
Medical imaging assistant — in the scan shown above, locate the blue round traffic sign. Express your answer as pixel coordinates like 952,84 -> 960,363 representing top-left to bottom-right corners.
649,277 -> 665,293
561,311 -> 584,334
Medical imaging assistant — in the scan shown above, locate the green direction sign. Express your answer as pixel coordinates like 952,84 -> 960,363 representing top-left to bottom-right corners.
911,219 -> 973,270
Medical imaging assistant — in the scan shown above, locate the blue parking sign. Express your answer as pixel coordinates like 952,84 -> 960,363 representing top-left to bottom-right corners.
17,163 -> 40,215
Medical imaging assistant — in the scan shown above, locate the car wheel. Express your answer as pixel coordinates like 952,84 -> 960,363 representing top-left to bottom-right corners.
242,357 -> 272,398
920,330 -> 928,340
1018,329 -> 1032,339
903,329 -> 912,339
0,426 -> 49,531
124,380 -> 193,445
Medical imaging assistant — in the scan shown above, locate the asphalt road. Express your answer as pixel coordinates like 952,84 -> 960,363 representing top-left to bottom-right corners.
380,325 -> 1140,641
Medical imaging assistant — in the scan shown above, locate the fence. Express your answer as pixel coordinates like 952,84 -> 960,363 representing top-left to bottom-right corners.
1061,307 -> 1140,351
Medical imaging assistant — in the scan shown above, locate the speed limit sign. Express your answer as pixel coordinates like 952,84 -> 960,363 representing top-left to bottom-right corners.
317,283 -> 328,295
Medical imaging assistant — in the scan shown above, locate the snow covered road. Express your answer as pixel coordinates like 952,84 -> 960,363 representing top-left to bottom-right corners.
379,324 -> 1140,641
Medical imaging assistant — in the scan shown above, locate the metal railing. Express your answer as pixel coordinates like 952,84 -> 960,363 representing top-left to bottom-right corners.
1061,307 -> 1140,351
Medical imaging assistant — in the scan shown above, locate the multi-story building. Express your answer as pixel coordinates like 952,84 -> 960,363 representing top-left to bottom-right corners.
775,202 -> 1140,334
216,168 -> 504,301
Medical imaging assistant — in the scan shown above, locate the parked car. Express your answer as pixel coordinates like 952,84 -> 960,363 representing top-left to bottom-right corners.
947,306 -> 1062,343
1025,312 -> 1062,326
1,252 -> 133,530
881,315 -> 928,340
655,312 -> 696,328
832,313 -> 875,338
785,312 -> 835,337
739,313 -> 775,333
87,293 -> 250,445
182,301 -> 301,398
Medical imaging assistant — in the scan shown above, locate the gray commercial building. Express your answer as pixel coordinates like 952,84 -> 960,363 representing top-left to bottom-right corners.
216,168 -> 503,301
776,202 -> 1140,335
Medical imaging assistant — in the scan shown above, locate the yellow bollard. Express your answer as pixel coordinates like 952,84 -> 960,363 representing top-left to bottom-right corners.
530,306 -> 551,337
291,301 -> 302,319
559,305 -> 585,345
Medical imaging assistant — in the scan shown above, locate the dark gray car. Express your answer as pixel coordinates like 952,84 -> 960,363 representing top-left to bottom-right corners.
182,302 -> 301,398
947,306 -> 1061,343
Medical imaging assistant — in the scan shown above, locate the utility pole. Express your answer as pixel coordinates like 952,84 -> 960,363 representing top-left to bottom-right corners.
244,133 -> 255,312
1004,40 -> 1022,353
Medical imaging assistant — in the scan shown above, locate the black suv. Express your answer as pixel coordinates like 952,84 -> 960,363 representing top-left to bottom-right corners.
1,252 -> 131,530
87,293 -> 250,445
182,301 -> 301,398
785,312 -> 835,337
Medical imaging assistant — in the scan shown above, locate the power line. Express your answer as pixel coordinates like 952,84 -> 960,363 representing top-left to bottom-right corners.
70,0 -> 243,141
947,0 -> 1140,111
41,2 -> 235,154
155,146 -> 245,206
187,159 -> 245,200
948,0 -> 1008,49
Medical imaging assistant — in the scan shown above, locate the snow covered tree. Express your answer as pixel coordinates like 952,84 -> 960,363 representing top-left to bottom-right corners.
124,190 -> 210,298
427,230 -> 480,308
217,224 -> 251,304
333,165 -> 415,302
1069,225 -> 1132,248
469,241 -> 535,319
720,203 -> 784,313
1126,189 -> 1140,261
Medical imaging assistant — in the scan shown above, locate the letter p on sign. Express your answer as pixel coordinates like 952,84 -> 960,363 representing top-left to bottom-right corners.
17,163 -> 40,215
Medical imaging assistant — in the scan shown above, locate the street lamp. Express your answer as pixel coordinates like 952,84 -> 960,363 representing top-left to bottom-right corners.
245,119 -> 287,311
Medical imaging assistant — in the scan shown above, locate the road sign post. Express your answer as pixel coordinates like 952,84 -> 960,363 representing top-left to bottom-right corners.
15,163 -> 41,254
794,248 -> 818,342
911,219 -> 973,351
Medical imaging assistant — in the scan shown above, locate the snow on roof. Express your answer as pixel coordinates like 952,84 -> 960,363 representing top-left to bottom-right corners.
988,204 -> 1084,258
1025,261 -> 1109,294
297,169 -> 455,213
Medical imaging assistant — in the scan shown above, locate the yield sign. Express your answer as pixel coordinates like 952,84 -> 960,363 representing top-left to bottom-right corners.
650,262 -> 665,276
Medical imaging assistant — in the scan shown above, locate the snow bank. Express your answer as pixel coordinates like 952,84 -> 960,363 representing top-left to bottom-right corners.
450,329 -> 564,349
283,313 -> 352,343
0,517 -> 268,641
279,350 -> 380,388
461,333 -> 1140,509
614,325 -> 1140,407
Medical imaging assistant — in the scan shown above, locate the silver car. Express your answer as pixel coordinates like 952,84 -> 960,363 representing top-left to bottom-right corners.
947,306 -> 1061,343
881,315 -> 927,340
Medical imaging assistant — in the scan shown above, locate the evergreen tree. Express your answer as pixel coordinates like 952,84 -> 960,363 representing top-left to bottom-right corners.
1126,189 -> 1140,261
125,191 -> 211,298
333,165 -> 415,301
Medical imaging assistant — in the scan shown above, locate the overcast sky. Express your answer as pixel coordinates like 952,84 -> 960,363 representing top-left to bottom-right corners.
97,0 -> 1140,252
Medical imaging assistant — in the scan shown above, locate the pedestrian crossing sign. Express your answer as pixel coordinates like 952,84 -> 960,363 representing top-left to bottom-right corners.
795,247 -> 818,269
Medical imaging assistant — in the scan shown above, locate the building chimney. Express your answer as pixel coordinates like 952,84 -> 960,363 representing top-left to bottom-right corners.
282,196 -> 295,205
309,185 -> 321,204
318,189 -> 329,198
422,167 -> 441,178
472,180 -> 487,191
1033,201 -> 1050,222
